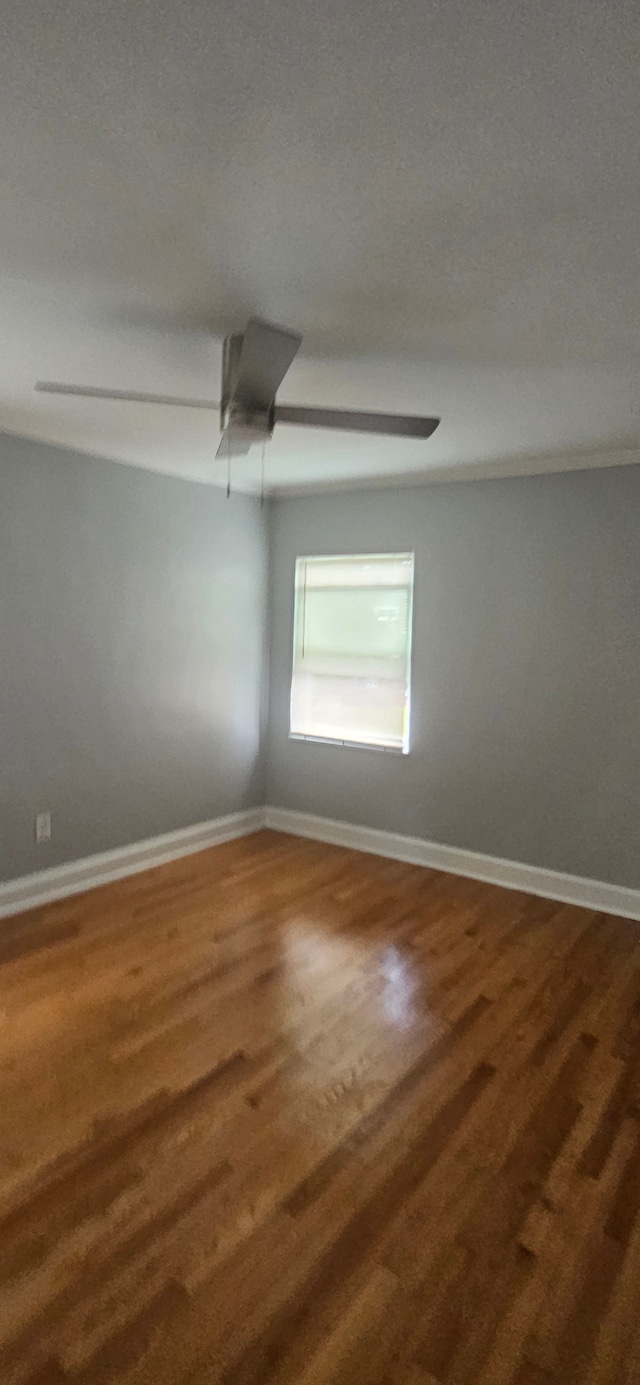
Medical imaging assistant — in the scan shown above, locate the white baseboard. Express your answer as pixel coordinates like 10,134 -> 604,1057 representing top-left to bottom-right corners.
4,802 -> 639,926
264,806 -> 640,922
0,808 -> 266,921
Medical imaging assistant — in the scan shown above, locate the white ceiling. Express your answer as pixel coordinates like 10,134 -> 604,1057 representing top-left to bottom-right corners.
0,0 -> 638,493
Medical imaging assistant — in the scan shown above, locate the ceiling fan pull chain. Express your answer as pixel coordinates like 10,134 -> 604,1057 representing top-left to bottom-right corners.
226,432 -> 231,499
260,439 -> 265,508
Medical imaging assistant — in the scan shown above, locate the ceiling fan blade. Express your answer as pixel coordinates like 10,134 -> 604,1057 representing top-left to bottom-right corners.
275,405 -> 440,439
233,319 -> 301,411
215,432 -> 253,460
35,382 -> 219,409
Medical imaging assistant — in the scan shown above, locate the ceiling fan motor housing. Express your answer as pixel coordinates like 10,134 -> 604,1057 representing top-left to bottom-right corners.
220,331 -> 274,439
221,404 -> 274,440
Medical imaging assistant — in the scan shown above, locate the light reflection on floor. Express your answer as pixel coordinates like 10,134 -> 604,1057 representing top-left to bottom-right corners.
271,920 -> 439,1143
378,944 -> 423,1031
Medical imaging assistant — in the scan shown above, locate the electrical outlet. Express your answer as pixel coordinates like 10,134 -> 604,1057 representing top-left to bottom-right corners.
35,811 -> 52,845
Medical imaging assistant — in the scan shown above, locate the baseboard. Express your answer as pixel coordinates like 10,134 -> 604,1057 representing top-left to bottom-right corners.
4,802 -> 639,925
264,806 -> 640,922
0,808 -> 266,921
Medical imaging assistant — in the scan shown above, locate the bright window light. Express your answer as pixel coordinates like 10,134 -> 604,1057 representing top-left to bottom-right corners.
289,553 -> 415,753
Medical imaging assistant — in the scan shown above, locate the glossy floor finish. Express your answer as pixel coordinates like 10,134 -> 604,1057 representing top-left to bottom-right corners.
1,831 -> 640,1385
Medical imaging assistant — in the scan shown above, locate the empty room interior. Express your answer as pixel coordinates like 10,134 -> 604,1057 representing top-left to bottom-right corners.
1,1 -> 640,1382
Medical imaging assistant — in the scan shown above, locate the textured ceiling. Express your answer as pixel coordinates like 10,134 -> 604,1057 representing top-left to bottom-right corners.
0,0 -> 638,491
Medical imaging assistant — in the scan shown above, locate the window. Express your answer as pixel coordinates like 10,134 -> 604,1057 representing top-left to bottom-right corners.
290,553 -> 414,753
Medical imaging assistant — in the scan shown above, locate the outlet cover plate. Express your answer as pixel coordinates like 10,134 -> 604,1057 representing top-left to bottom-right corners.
35,812 -> 52,844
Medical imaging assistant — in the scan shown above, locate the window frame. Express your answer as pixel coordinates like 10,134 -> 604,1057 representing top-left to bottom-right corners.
288,551 -> 415,755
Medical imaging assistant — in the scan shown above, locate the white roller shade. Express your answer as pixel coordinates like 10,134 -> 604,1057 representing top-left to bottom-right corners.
290,553 -> 414,752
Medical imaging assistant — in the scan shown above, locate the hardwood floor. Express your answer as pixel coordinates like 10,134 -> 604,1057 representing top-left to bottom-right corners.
1,829 -> 640,1385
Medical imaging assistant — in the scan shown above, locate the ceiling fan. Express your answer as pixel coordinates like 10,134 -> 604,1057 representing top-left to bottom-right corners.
36,317 -> 441,459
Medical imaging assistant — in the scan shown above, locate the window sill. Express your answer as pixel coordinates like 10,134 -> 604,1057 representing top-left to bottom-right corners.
288,733 -> 408,756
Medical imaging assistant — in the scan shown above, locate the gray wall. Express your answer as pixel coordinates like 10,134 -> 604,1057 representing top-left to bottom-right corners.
0,433 -> 267,883
266,467 -> 640,889
4,435 -> 639,894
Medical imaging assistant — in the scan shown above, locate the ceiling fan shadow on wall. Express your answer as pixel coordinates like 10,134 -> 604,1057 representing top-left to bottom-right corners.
35,317 -> 441,475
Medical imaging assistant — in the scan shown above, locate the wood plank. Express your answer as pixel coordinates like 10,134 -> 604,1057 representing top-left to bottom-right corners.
0,829 -> 639,1385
